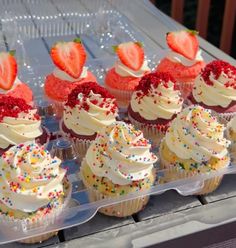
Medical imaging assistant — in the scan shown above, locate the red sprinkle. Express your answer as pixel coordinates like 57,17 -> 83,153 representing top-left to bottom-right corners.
135,72 -> 177,96
65,82 -> 118,113
0,95 -> 39,122
201,60 -> 236,86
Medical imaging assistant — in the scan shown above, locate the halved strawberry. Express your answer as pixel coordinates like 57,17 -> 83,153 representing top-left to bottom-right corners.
113,42 -> 144,71
50,38 -> 87,79
0,51 -> 17,91
166,30 -> 199,60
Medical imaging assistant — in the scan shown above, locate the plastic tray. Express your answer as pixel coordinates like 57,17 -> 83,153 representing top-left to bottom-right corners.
0,53 -> 235,244
0,0 -> 236,244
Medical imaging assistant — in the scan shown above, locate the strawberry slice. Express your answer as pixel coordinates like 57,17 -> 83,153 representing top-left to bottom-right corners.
113,42 -> 144,71
50,38 -> 87,79
166,30 -> 199,60
0,51 -> 17,91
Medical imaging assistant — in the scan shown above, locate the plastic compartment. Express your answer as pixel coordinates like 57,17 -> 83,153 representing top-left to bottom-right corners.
0,0 -> 235,245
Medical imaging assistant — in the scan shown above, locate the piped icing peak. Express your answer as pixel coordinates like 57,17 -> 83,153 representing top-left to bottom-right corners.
65,82 -> 118,113
85,121 -> 157,185
0,95 -> 39,122
201,60 -> 236,87
136,72 -> 177,95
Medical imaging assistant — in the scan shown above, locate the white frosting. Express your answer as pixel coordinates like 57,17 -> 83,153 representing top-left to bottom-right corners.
85,121 -> 157,185
193,72 -> 236,108
164,105 -> 230,163
0,109 -> 42,149
64,90 -> 118,136
0,141 -> 66,212
0,77 -> 21,94
166,50 -> 203,66
131,81 -> 183,120
114,60 -> 150,78
53,67 -> 88,82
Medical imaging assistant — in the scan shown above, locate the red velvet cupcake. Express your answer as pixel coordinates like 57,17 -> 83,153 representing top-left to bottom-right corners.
105,42 -> 150,108
44,39 -> 97,118
0,51 -> 33,104
60,82 -> 119,160
0,95 -> 50,156
188,60 -> 236,123
156,30 -> 205,99
128,72 -> 183,145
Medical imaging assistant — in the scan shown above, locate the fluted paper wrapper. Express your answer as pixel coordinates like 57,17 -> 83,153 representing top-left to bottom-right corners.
105,84 -> 133,108
80,162 -> 149,217
128,113 -> 166,147
0,183 -> 72,244
59,121 -> 92,161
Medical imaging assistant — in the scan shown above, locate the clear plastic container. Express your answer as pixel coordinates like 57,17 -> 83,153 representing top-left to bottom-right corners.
0,0 -> 235,244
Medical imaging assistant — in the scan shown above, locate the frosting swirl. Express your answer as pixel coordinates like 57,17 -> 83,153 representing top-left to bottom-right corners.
53,67 -> 88,82
114,60 -> 150,77
193,60 -> 236,108
0,96 -> 42,149
166,50 -> 203,67
131,72 -> 183,120
164,105 -> 230,163
0,141 -> 66,212
64,83 -> 118,136
85,121 -> 157,185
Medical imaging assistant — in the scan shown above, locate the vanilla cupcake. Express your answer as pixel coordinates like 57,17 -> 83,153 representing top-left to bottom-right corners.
226,116 -> 236,161
0,141 -> 71,243
80,121 -> 157,217
128,72 -> 183,145
60,82 -> 118,160
0,95 -> 50,156
160,105 -> 231,195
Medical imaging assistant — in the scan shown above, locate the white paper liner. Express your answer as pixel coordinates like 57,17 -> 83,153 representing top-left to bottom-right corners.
105,83 -> 133,108
128,112 -> 166,146
175,81 -> 194,100
59,120 -> 93,161
159,141 -> 225,195
0,182 -> 72,244
80,160 -> 150,217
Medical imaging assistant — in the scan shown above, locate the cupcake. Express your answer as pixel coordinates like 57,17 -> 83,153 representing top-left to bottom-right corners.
0,51 -> 33,104
0,95 -> 50,156
0,141 -> 71,243
156,30 -> 205,99
44,38 -> 97,117
128,72 -> 183,145
159,105 -> 231,195
60,82 -> 119,160
189,60 -> 236,123
226,116 -> 236,161
105,41 -> 150,108
80,121 -> 157,217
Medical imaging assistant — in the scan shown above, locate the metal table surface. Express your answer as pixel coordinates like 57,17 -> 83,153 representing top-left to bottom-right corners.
1,1 -> 236,247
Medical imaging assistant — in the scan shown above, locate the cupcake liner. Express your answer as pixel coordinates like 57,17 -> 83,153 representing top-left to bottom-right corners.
40,127 -> 51,150
214,111 -> 236,124
59,120 -> 93,161
128,113 -> 166,147
159,142 -> 224,195
105,84 -> 133,109
176,81 -> 194,100
0,182 -> 72,244
80,162 -> 149,217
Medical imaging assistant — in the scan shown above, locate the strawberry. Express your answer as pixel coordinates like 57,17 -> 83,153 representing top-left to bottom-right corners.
50,38 -> 87,79
0,51 -> 17,91
113,42 -> 144,71
166,30 -> 199,60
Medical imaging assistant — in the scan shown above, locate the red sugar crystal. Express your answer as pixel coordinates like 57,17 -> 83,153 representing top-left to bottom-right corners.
0,95 -> 39,122
201,60 -> 236,86
135,72 -> 177,96
66,82 -> 118,113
